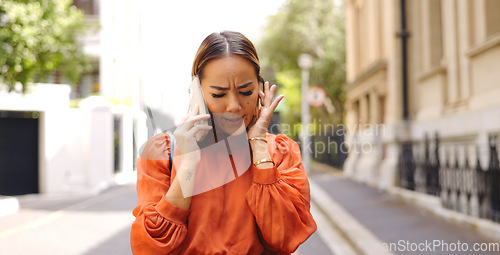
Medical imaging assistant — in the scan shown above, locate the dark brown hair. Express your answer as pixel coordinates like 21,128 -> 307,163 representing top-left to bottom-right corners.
192,31 -> 264,84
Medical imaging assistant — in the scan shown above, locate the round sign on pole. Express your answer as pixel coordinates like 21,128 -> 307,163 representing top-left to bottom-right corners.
307,86 -> 326,108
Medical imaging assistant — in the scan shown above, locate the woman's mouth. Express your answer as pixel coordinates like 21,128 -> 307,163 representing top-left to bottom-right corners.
222,115 -> 245,126
214,114 -> 247,135
224,117 -> 242,122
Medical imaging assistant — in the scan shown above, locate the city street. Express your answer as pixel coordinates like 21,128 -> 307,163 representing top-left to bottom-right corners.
1,162 -> 498,255
0,175 -> 340,255
2,0 -> 500,254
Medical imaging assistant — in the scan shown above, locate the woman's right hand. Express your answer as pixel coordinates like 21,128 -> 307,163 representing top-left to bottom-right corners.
173,104 -> 212,169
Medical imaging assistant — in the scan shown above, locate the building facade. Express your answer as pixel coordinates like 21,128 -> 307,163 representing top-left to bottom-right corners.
0,0 -> 147,196
344,0 -> 500,219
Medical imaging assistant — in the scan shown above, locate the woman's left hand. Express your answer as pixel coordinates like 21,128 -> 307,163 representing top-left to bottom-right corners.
247,81 -> 284,139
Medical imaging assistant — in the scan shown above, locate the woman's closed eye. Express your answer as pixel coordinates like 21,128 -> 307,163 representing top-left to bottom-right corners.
240,91 -> 253,96
212,93 -> 225,98
211,91 -> 253,98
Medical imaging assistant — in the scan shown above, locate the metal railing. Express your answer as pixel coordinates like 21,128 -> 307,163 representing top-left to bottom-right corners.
398,134 -> 500,223
310,128 -> 347,170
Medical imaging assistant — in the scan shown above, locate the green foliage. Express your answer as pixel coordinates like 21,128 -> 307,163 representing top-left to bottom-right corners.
259,0 -> 346,131
275,70 -> 301,131
0,0 -> 90,93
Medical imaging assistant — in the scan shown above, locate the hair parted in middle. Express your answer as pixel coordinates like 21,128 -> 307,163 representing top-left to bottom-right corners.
191,31 -> 264,85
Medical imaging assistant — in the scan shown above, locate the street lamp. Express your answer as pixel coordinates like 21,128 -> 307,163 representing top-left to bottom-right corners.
298,54 -> 313,174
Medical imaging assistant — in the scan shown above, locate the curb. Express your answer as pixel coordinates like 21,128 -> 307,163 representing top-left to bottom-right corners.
386,186 -> 500,242
310,180 -> 394,255
309,202 -> 358,255
0,196 -> 19,217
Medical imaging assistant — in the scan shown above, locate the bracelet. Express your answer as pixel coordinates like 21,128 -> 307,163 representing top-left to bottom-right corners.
253,158 -> 275,167
249,137 -> 267,143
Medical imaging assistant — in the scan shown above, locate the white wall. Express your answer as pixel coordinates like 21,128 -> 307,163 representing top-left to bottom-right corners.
0,85 -> 115,194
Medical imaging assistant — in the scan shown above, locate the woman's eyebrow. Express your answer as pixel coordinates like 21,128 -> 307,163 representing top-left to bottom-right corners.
238,81 -> 253,89
210,81 -> 254,91
210,85 -> 229,91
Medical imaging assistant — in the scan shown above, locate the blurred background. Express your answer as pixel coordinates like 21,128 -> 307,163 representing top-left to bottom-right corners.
1,0 -> 500,254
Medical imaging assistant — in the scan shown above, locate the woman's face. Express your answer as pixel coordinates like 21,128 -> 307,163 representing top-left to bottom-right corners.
200,55 -> 260,136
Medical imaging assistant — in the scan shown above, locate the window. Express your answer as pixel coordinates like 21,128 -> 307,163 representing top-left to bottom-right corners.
379,95 -> 386,124
73,0 -> 99,16
485,0 -> 500,37
428,0 -> 443,67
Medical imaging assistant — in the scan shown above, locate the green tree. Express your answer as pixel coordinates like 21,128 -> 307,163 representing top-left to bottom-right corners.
259,0 -> 345,139
0,0 -> 90,93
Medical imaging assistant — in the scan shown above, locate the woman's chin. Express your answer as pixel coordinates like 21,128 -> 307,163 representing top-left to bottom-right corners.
213,115 -> 247,137
213,120 -> 246,137
219,124 -> 246,136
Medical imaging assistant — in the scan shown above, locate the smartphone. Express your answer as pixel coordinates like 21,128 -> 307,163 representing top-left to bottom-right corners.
189,76 -> 210,141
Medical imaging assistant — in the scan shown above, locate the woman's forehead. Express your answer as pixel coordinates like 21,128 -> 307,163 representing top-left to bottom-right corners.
201,56 -> 258,86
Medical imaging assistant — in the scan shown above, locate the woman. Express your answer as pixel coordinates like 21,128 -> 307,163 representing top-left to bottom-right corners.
131,31 -> 317,254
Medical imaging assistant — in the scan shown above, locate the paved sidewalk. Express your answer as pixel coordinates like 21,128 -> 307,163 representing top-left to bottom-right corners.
309,162 -> 500,255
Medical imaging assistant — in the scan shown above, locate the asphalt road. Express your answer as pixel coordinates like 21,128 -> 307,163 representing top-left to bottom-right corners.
0,183 -> 336,255
0,184 -> 137,255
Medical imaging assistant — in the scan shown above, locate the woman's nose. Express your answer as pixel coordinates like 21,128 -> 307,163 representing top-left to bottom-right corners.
226,93 -> 242,113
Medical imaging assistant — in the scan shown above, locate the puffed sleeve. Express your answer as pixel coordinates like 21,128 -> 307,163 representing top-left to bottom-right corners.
245,134 -> 317,253
130,133 -> 190,254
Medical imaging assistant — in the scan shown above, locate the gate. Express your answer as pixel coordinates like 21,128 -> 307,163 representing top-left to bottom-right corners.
0,111 -> 39,195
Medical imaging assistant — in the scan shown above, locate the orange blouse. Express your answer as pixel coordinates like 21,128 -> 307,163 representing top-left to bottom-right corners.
131,133 -> 317,254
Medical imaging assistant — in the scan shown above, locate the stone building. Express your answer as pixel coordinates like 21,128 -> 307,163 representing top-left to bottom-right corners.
343,0 -> 500,199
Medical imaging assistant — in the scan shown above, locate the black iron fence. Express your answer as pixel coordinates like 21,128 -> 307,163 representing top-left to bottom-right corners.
398,134 -> 500,223
311,127 -> 347,170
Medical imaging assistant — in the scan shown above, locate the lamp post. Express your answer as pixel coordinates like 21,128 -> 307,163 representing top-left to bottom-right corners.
298,54 -> 313,174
